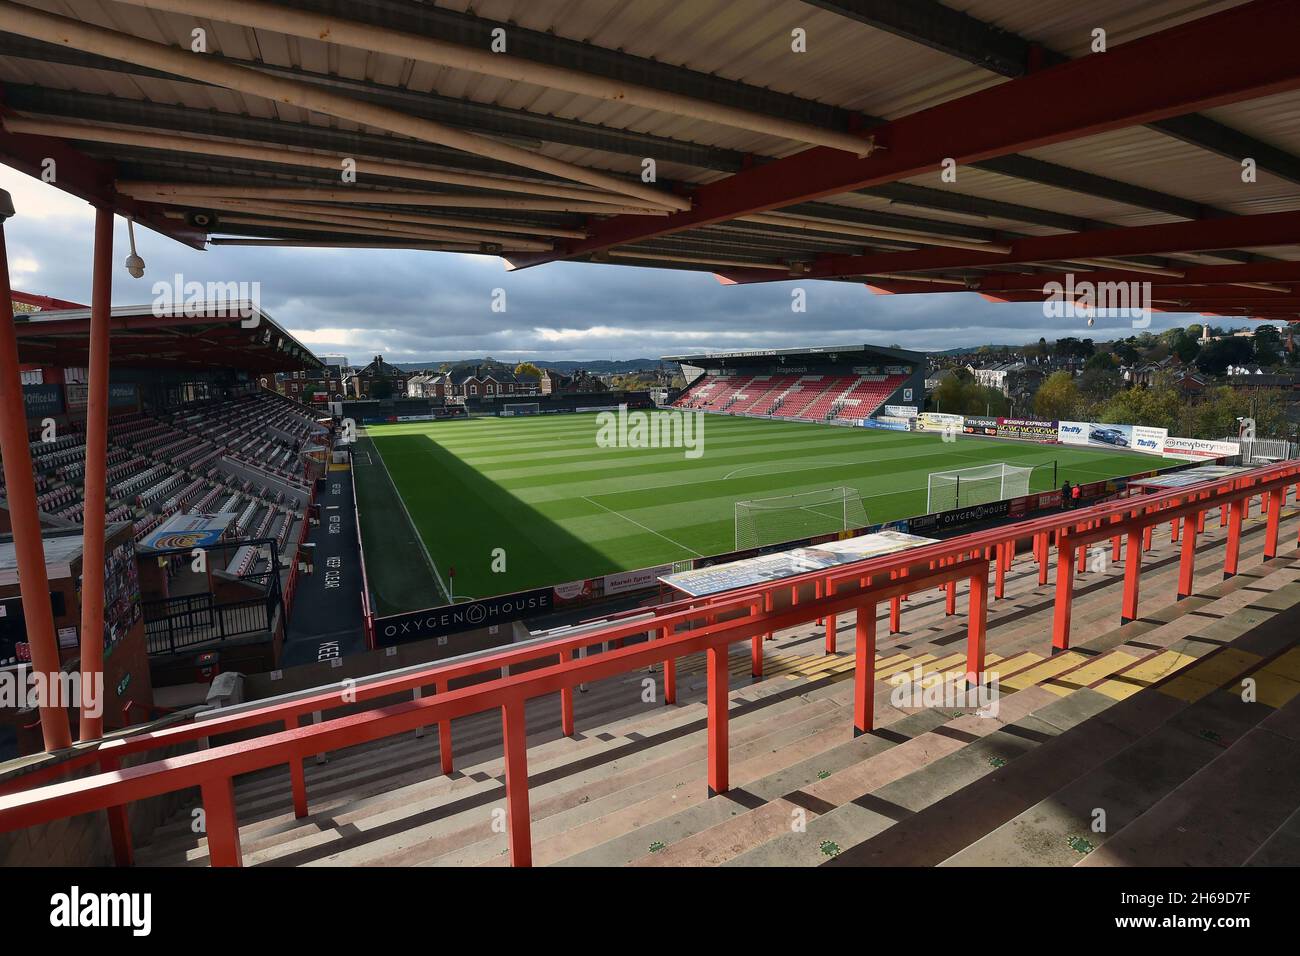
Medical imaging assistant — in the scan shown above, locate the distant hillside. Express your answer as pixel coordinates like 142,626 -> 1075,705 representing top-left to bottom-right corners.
388,358 -> 662,373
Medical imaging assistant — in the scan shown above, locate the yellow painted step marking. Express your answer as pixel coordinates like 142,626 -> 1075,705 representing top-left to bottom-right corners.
983,652 -> 1043,682
1002,652 -> 1088,691
1117,650 -> 1199,683
1253,672 -> 1300,709
1260,647 -> 1300,683
1094,680 -> 1142,701
1158,649 -> 1262,703
1043,651 -> 1140,696
877,654 -> 936,679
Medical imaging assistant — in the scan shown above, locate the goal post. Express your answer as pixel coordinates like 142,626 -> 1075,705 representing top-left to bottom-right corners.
734,486 -> 869,551
926,462 -> 1032,513
501,402 -> 541,417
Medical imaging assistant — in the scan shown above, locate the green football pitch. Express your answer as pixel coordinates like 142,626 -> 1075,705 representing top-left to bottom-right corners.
353,412 -> 1158,614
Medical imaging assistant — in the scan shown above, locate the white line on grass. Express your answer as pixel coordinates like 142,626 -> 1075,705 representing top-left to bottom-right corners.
363,431 -> 452,604
582,495 -> 705,558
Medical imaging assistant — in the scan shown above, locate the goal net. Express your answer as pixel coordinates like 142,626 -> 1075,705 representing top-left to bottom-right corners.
734,486 -> 869,551
501,403 -> 540,416
927,462 -> 1032,513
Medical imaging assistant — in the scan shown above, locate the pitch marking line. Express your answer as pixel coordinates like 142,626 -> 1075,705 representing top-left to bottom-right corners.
364,435 -> 451,604
582,495 -> 705,558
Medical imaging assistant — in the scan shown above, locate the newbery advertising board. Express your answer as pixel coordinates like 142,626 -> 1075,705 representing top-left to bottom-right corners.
1162,436 -> 1240,461
996,417 -> 1057,442
1058,421 -> 1167,455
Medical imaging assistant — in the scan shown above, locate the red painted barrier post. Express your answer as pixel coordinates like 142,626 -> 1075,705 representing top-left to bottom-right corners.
1177,514 -> 1198,600
559,648 -> 575,736
501,701 -> 532,867
824,577 -> 837,654
285,713 -> 309,817
967,567 -> 988,685
1052,535 -> 1075,652
1224,498 -> 1245,578
853,602 -> 877,736
436,678 -> 454,774
1121,530 -> 1143,624
1264,488 -> 1282,560
706,645 -> 728,797
201,776 -> 243,867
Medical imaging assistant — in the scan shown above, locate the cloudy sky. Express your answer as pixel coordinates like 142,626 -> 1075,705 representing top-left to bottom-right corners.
2,166 -> 1246,365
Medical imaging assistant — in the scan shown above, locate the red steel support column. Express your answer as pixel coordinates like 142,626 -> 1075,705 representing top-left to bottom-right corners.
1264,487 -> 1283,560
1171,498 -> 1182,542
201,776 -> 243,867
501,701 -> 532,867
1121,529 -> 1143,624
1143,521 -> 1154,552
853,602 -> 877,736
78,208 -> 113,742
559,648 -> 575,736
0,214 -> 71,752
1225,498 -> 1245,578
967,567 -> 989,686
435,678 -> 453,774
706,644 -> 728,796
1177,514 -> 1198,600
1052,535 -> 1076,652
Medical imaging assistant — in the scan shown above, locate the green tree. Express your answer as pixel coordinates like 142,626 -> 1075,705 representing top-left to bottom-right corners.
514,361 -> 543,380
1033,371 -> 1079,420
1196,337 -> 1254,376
1254,325 -> 1282,366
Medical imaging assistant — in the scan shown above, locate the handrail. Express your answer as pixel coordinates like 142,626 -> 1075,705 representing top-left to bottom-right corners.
0,557 -> 986,850
4,460 -> 1295,798
0,460 -> 1295,848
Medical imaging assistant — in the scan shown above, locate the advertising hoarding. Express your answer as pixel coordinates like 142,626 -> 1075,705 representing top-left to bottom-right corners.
995,417 -> 1057,442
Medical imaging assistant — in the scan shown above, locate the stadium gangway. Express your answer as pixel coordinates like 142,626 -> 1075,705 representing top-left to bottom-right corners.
0,460 -> 1297,867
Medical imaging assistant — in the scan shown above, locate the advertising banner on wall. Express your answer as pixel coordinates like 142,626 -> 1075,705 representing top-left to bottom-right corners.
375,586 -> 555,646
22,384 -> 63,418
882,404 -> 919,419
962,416 -> 999,436
996,417 -> 1058,442
603,564 -> 674,596
863,416 -> 912,431
1058,421 -> 1167,455
915,412 -> 964,433
1162,436 -> 1241,461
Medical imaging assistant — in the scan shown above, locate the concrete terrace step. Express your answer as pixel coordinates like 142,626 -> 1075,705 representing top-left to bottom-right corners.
825,597 -> 1300,867
1078,693 -> 1300,867
941,652 -> 1298,866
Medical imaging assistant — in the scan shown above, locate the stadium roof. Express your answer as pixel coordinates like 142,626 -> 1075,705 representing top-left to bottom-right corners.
13,302 -> 323,372
662,344 -> 924,365
0,0 -> 1298,321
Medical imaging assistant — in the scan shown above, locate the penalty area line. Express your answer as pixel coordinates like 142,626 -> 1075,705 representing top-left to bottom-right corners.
582,495 -> 705,558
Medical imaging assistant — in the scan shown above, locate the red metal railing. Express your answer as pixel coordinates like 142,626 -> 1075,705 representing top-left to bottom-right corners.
0,461 -> 1296,868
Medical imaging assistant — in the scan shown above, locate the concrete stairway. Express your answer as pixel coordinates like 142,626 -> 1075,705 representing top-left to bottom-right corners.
132,512 -> 1300,867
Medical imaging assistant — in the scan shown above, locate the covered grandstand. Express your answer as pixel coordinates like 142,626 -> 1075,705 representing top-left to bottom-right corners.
0,0 -> 1295,907
666,344 -> 924,424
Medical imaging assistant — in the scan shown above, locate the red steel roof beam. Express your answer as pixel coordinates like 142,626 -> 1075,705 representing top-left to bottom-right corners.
506,0 -> 1300,270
